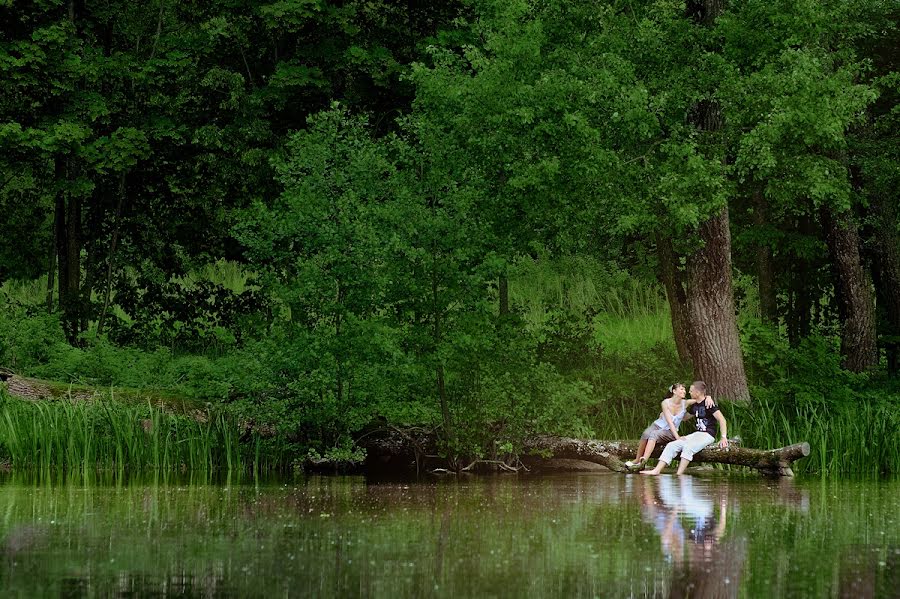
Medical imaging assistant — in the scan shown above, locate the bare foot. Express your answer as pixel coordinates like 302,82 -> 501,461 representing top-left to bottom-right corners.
639,469 -> 661,475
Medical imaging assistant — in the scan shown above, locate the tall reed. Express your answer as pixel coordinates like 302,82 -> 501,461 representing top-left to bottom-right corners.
727,396 -> 900,477
0,393 -> 275,474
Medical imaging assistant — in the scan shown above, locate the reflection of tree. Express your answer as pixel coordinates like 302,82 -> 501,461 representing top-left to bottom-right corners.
639,476 -> 747,599
838,543 -> 900,599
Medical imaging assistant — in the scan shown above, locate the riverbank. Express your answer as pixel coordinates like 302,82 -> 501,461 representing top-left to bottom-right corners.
3,378 -> 894,478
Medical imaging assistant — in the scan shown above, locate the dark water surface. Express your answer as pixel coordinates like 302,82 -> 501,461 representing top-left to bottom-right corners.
0,472 -> 897,598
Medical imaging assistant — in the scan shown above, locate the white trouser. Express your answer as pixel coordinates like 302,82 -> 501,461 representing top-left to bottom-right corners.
659,431 -> 715,464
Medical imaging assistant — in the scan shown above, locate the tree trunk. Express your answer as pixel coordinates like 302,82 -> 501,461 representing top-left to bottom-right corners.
687,207 -> 751,401
656,232 -> 695,366
786,215 -> 815,346
432,256 -> 452,438
335,282 -> 344,406
498,274 -> 509,317
97,174 -> 127,335
681,0 -> 749,401
686,0 -> 727,25
54,159 -> 69,317
821,206 -> 878,372
63,192 -> 82,343
753,189 -> 777,324
870,196 -> 900,376
45,232 -> 56,315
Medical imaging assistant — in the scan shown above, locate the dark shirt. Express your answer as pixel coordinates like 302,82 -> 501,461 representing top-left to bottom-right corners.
688,402 -> 719,438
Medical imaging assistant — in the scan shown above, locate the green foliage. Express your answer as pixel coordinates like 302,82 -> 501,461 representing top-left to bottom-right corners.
0,297 -> 67,370
730,321 -> 900,475
0,0 -> 898,474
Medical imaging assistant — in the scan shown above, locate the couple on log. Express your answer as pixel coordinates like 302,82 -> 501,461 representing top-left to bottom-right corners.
625,381 -> 729,475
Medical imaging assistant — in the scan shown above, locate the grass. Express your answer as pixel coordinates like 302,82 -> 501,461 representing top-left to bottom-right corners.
5,257 -> 897,478
0,390 -> 279,475
509,255 -> 675,355
727,395 -> 900,477
589,392 -> 900,477
0,259 -> 257,321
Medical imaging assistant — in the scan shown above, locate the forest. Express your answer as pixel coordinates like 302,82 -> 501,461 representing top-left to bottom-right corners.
1,0 -> 898,475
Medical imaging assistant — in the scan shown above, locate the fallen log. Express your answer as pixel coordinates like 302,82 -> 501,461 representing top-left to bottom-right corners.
522,436 -> 811,477
360,428 -> 810,477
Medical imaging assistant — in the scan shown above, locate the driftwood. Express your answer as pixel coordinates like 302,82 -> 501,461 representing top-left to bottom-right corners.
361,429 -> 810,477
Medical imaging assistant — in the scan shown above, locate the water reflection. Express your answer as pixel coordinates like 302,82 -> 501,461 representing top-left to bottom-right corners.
637,476 -> 744,598
0,473 -> 895,598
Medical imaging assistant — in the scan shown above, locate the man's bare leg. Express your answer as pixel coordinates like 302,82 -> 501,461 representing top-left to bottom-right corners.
676,458 -> 691,475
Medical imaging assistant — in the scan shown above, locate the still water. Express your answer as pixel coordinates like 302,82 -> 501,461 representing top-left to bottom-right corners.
0,473 -> 897,598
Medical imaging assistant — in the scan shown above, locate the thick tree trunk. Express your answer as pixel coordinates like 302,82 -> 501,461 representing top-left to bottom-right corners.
821,206 -> 878,372
681,0 -> 749,401
687,207 -> 751,401
657,232 -> 695,366
870,196 -> 900,375
529,437 -> 810,477
686,0 -> 727,25
753,189 -> 777,324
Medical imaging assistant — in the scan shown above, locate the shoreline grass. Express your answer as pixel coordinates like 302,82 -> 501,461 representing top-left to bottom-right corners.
0,392 -> 282,475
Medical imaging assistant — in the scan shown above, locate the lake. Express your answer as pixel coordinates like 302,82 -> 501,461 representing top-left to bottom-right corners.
0,472 -> 897,597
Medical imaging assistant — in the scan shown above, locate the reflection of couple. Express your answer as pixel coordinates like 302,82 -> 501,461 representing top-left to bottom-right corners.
639,476 -> 743,599
626,381 -> 729,475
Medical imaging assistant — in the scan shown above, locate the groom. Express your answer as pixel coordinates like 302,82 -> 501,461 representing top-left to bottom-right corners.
640,381 -> 728,475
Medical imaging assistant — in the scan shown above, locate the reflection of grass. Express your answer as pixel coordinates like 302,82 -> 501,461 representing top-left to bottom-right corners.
0,393 -> 272,474
0,476 -> 895,598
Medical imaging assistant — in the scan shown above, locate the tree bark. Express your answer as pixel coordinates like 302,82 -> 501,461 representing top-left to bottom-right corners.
870,196 -> 900,375
45,231 -> 56,315
541,437 -> 809,477
786,215 -> 815,346
54,159 -> 69,316
432,255 -> 452,439
821,206 -> 878,372
97,173 -> 127,335
657,232 -> 695,366
687,208 -> 750,401
686,0 -> 727,26
681,0 -> 750,401
64,192 -> 82,343
753,189 -> 777,324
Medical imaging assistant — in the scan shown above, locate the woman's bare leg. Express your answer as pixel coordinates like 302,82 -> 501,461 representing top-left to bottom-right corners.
635,439 -> 648,461
641,438 -> 657,461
